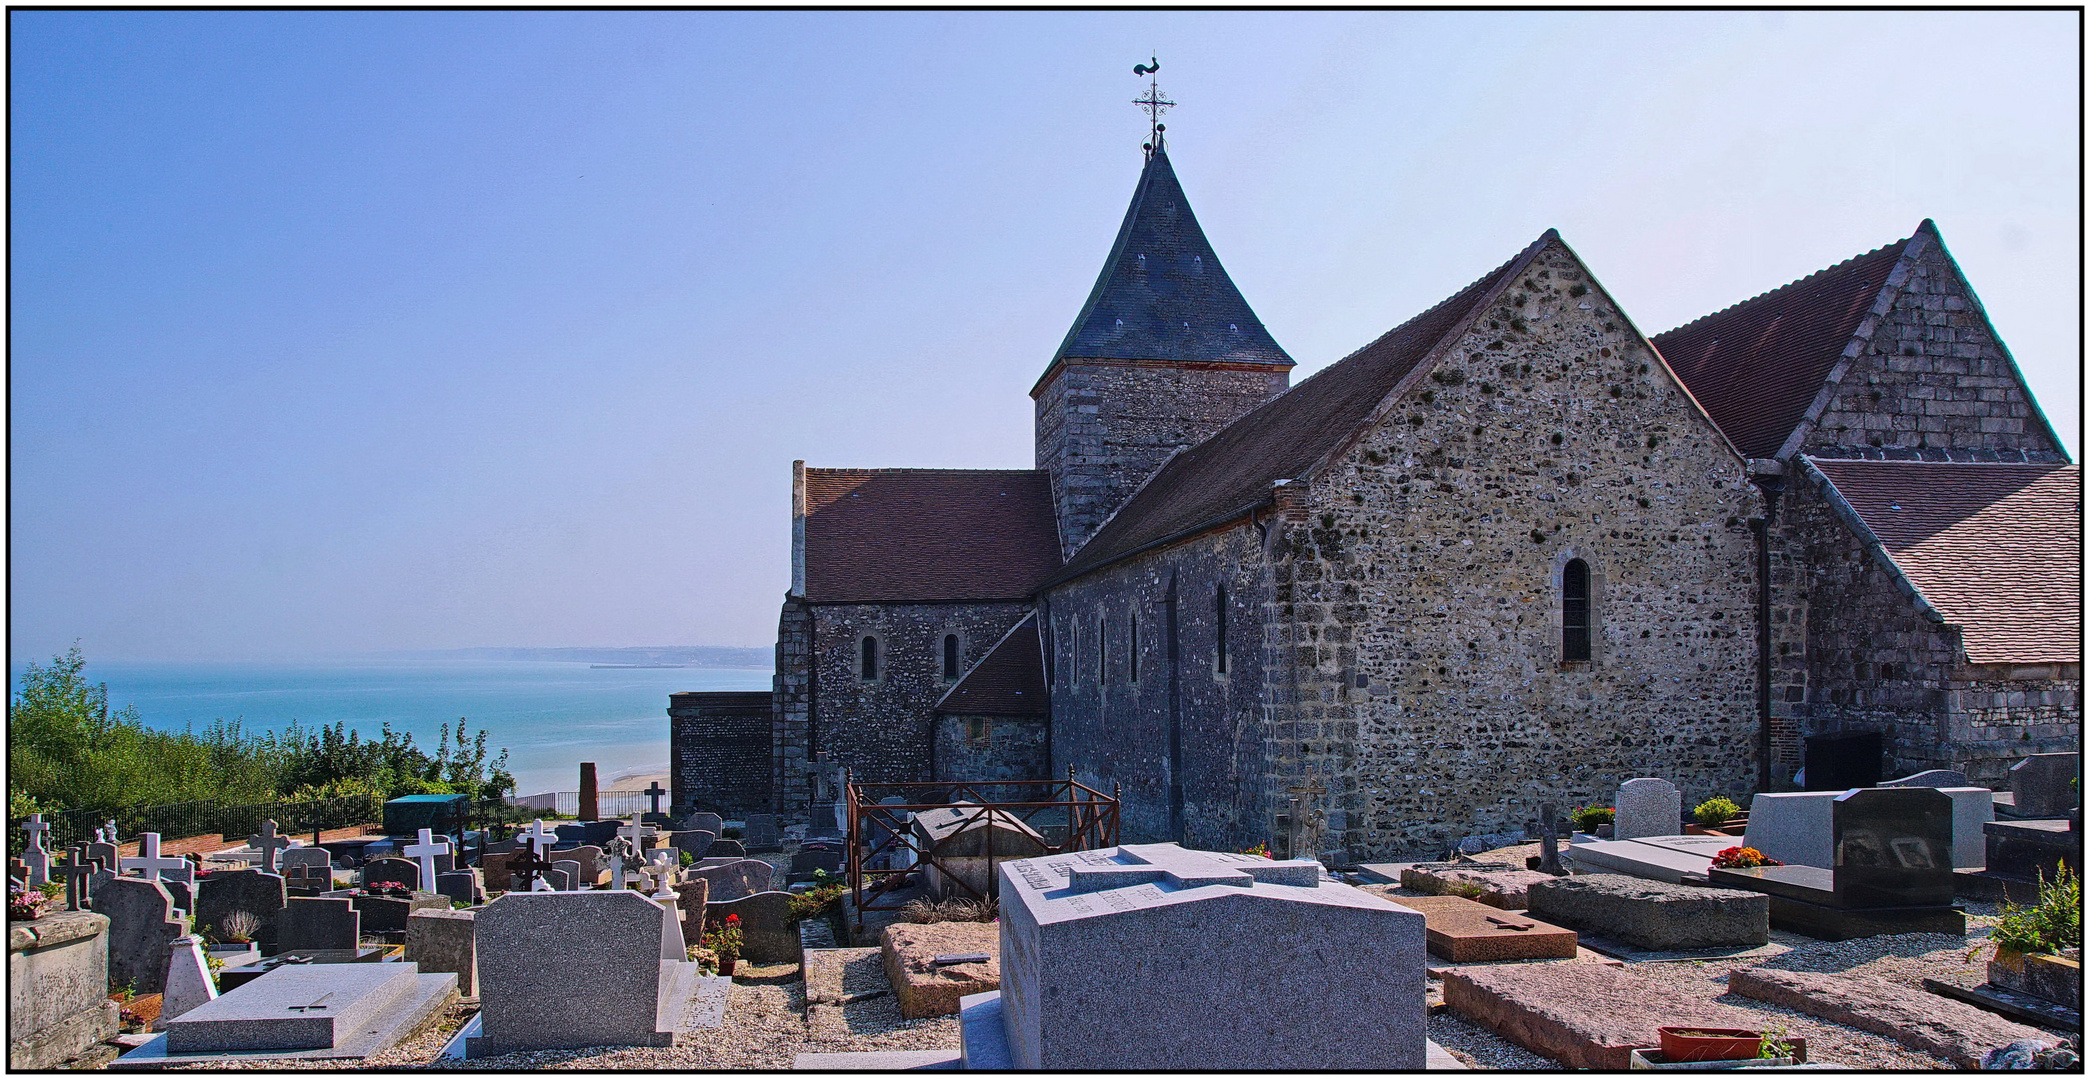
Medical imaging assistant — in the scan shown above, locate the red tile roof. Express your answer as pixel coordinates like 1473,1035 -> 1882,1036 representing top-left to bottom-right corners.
1050,231 -> 1551,583
933,613 -> 1047,716
802,468 -> 1061,603
1808,458 -> 2082,664
1652,235 -> 1911,459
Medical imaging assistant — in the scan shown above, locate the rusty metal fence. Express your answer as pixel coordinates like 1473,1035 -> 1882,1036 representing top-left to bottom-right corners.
843,771 -> 1119,935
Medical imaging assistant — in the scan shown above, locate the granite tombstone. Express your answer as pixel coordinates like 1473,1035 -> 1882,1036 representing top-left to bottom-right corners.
1613,778 -> 1683,841
96,876 -> 189,994
466,890 -> 706,1057
275,897 -> 361,953
2010,753 -> 2081,818
689,858 -> 772,902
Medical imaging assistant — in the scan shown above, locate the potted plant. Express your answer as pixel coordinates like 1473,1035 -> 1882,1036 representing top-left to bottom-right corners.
1990,865 -> 2082,1007
9,883 -> 54,922
702,913 -> 743,976
1658,1027 -> 1764,1063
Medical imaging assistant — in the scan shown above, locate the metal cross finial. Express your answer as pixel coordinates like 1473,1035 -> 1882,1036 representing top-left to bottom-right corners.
1132,56 -> 1173,158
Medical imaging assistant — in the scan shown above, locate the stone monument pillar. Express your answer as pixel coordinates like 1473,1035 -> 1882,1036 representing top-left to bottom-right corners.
579,763 -> 599,822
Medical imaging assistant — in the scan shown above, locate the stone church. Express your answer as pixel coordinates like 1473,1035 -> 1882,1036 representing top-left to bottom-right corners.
671,137 -> 2079,861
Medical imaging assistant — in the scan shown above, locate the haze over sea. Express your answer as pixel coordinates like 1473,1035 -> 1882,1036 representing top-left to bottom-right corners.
9,657 -> 771,797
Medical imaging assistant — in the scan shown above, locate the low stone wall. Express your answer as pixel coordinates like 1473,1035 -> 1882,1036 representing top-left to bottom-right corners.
8,911 -> 121,1069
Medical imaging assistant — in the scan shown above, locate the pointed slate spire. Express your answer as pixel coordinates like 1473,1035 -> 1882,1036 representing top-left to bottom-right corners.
1048,148 -> 1293,375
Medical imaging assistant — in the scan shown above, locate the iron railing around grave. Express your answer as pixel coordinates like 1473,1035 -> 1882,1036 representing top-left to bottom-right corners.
844,771 -> 1120,936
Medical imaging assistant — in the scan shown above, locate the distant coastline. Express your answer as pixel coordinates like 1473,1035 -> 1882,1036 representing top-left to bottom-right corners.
398,645 -> 771,668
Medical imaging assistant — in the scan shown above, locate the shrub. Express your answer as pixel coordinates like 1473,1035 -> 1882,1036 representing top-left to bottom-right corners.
1693,796 -> 1742,828
787,883 -> 845,924
1995,864 -> 2082,955
900,896 -> 998,924
1571,806 -> 1615,833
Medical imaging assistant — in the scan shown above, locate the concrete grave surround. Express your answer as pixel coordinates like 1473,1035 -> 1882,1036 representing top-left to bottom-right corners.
405,909 -> 477,997
690,858 -> 772,902
8,912 -> 122,1070
1613,778 -> 1683,841
1743,791 -> 1841,868
138,959 -> 455,1063
275,897 -> 360,953
468,890 -> 704,1057
706,891 -> 801,964
1525,873 -> 1769,951
95,876 -> 190,995
992,843 -> 1426,1069
2010,753 -> 2081,818
881,921 -> 1000,1018
193,869 -> 287,950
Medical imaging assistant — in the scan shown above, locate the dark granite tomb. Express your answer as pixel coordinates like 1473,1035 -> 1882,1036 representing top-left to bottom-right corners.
1709,787 -> 1964,940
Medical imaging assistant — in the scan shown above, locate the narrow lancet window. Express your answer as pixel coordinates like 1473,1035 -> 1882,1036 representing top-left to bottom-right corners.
943,634 -> 960,679
1130,614 -> 1140,683
861,636 -> 879,680
1563,559 -> 1592,663
1215,584 -> 1229,675
1097,613 -> 1107,684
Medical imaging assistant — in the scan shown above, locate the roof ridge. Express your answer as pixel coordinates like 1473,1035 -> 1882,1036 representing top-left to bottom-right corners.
1805,456 -> 2075,472
1654,233 -> 1912,340
805,466 -> 1045,476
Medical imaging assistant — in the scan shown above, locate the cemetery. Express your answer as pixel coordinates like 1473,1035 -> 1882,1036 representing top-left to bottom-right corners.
7,752 -> 2081,1070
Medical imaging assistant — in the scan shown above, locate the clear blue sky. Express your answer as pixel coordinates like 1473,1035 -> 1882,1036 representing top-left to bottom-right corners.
11,10 -> 2079,662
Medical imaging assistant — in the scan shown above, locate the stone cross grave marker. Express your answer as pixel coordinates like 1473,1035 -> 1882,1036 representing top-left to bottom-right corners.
1534,802 -> 1565,875
644,782 -> 668,816
248,820 -> 293,874
122,832 -> 192,883
1614,778 -> 1682,840
404,829 -> 452,893
509,844 -> 556,893
21,812 -> 51,886
1285,776 -> 1328,863
61,845 -> 96,910
988,842 -> 1426,1069
519,819 -> 558,858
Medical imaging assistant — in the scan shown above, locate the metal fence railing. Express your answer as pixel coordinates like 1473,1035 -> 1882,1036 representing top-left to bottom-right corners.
15,794 -> 387,853
507,790 -> 658,818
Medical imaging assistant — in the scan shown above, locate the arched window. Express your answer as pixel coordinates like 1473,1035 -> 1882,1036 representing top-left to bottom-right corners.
1562,559 -> 1592,663
1215,583 -> 1230,675
861,636 -> 879,681
942,634 -> 960,679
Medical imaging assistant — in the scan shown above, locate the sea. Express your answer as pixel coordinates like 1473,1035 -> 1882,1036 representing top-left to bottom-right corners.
13,658 -> 772,797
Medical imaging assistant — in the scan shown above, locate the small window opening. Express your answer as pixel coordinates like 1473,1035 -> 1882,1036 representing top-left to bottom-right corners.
1097,613 -> 1107,684
943,634 -> 960,679
1216,584 -> 1230,675
1129,614 -> 1140,683
861,636 -> 880,680
965,717 -> 990,747
1562,560 -> 1591,663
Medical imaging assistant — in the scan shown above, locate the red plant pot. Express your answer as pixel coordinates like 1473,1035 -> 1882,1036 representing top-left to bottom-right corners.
1659,1026 -> 1762,1062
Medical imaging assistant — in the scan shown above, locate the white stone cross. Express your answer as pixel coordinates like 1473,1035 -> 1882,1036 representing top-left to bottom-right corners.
617,815 -> 656,848
519,819 -> 559,857
1063,843 -> 1324,895
404,828 -> 451,892
121,832 -> 191,882
20,814 -> 51,886
247,819 -> 292,873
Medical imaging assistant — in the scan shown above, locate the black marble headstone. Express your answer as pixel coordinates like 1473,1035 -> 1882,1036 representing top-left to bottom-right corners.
1832,787 -> 1955,908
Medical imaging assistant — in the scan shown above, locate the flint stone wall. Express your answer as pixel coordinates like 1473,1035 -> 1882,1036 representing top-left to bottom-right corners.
933,714 -> 1050,783
670,691 -> 773,818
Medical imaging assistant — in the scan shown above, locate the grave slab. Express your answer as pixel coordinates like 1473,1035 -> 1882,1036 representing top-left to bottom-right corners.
997,843 -> 1425,1069
1439,961 -> 1766,1069
1729,966 -> 2056,1068
1396,862 -> 1555,909
792,1049 -> 962,1070
1565,836 -> 1726,884
1399,894 -> 1577,962
1921,977 -> 2083,1034
1525,874 -> 1768,950
216,949 -> 387,991
880,921 -> 999,1018
112,962 -> 454,1067
1881,769 -> 1970,788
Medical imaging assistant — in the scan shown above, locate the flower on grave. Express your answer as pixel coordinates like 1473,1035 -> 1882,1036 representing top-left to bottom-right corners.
1710,846 -> 1781,870
9,884 -> 53,921
1240,842 -> 1272,859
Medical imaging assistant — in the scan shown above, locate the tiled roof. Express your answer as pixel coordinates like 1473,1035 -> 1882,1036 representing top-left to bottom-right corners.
933,613 -> 1047,716
1652,235 -> 1912,459
803,469 -> 1061,603
1044,147 -> 1293,383
1809,458 -> 2082,664
1051,232 -> 1552,583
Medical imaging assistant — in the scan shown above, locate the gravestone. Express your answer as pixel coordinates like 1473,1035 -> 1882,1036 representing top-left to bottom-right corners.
435,870 -> 483,906
467,890 -> 704,1057
705,838 -> 748,860
1742,791 -> 1841,867
88,835 -> 120,876
643,781 -> 669,818
1882,769 -> 1971,789
672,831 -> 716,860
1709,787 -> 1964,940
983,843 -> 1426,1069
550,862 -> 580,892
159,934 -> 219,1024
275,897 -> 360,952
791,847 -> 844,881
560,844 -> 606,885
279,847 -> 334,894
20,813 -> 51,886
194,869 -> 287,949
1613,778 -> 1682,841
554,823 -> 590,846
246,820 -> 294,874
706,890 -> 800,964
683,811 -> 725,836
690,858 -> 772,902
405,909 -> 477,997
743,814 -> 781,852
140,960 -> 456,1062
360,857 -> 421,890
402,829 -> 452,892
96,877 -> 189,994
1285,776 -> 1328,862
478,851 -> 515,892
673,878 -> 709,952
2010,753 -> 2081,818
332,890 -> 450,933
59,848 -> 97,911
120,833 -> 191,883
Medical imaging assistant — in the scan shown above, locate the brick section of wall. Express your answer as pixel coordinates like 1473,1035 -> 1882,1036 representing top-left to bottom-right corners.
933,715 -> 1052,782
772,595 -> 814,816
1785,477 -> 2081,783
810,603 -> 1032,787
1044,525 -> 1274,849
1270,243 -> 1762,860
1804,239 -> 2065,463
1035,362 -> 1289,559
670,691 -> 774,816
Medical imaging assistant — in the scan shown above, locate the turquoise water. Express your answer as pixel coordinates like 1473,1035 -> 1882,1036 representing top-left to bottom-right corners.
13,658 -> 771,797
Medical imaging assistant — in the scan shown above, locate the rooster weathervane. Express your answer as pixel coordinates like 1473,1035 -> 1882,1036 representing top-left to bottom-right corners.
1133,56 -> 1174,159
